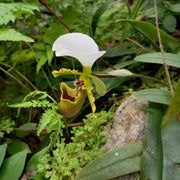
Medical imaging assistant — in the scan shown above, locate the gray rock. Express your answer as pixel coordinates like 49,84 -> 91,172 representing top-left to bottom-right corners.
102,97 -> 148,180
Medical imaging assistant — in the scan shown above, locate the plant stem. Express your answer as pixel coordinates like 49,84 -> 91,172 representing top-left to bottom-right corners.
13,122 -> 84,132
132,73 -> 169,87
92,71 -> 169,87
0,62 -> 38,91
0,66 -> 30,92
38,0 -> 73,33
153,0 -> 174,96
28,43 -> 59,101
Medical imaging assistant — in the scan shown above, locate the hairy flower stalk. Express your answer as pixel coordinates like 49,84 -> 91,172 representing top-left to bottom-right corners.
52,33 -> 106,117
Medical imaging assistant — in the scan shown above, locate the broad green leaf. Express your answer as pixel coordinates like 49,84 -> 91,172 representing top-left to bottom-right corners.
89,75 -> 106,96
119,20 -> 180,51
134,52 -> 180,68
162,15 -> 177,33
162,78 -> 180,127
16,123 -> 37,137
75,141 -> 143,180
168,3 -> 180,14
26,147 -> 47,172
0,150 -> 27,180
0,29 -> 34,42
143,5 -> 166,18
161,117 -> 180,180
0,144 -> 7,168
141,102 -> 166,180
7,139 -> 31,155
132,89 -> 172,105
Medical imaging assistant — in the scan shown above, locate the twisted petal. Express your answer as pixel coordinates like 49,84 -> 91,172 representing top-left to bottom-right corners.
52,33 -> 106,67
52,68 -> 82,78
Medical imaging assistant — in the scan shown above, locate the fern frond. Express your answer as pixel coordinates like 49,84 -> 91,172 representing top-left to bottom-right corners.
37,109 -> 54,136
37,109 -> 63,145
0,28 -> 34,42
23,91 -> 56,103
8,100 -> 56,109
0,3 -> 39,25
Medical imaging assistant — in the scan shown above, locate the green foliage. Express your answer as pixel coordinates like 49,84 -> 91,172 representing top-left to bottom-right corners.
117,19 -> 180,51
1,0 -> 180,179
132,88 -> 172,105
8,90 -> 63,150
0,2 -> 39,25
75,141 -> 143,180
0,150 -> 27,180
37,111 -> 112,180
0,118 -> 15,138
141,102 -> 180,180
0,28 -> 34,42
0,144 -> 7,168
0,2 -> 38,42
134,52 -> 180,68
8,90 -> 58,116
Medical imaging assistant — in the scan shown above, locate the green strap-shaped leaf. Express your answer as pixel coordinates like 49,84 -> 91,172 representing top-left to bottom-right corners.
131,88 -> 172,105
162,78 -> 180,127
134,52 -> 180,68
142,103 -> 180,180
75,141 -> 143,180
89,75 -> 106,96
161,117 -> 180,180
141,102 -> 166,180
0,150 -> 27,180
118,20 -> 180,51
0,144 -> 7,168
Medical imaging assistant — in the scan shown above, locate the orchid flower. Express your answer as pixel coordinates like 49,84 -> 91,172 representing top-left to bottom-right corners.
52,33 -> 106,69
52,33 -> 106,117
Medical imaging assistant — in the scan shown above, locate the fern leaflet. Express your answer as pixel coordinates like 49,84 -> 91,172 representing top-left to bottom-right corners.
0,3 -> 39,25
0,28 -> 34,42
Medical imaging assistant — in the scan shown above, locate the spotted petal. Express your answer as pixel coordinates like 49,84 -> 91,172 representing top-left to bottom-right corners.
52,33 -> 106,67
